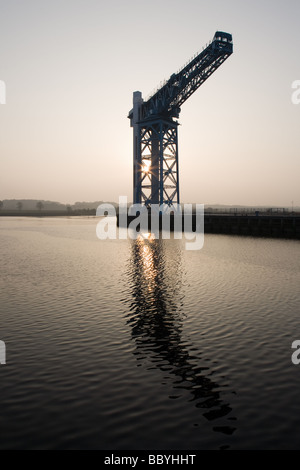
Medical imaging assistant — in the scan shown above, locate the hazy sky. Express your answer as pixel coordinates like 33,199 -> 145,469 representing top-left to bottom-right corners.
0,0 -> 299,206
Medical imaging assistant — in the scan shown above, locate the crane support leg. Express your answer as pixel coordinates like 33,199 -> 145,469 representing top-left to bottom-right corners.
133,115 -> 179,207
151,132 -> 159,205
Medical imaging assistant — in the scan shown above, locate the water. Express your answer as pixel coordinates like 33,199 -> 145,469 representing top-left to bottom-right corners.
0,216 -> 300,449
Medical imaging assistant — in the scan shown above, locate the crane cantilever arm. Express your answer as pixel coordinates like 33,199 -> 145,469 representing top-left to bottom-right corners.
129,31 -> 233,122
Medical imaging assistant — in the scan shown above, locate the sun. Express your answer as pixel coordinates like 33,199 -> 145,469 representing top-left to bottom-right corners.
142,160 -> 151,173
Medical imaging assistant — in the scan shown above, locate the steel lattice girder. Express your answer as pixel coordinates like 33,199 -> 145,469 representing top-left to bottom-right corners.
139,35 -> 233,120
135,118 -> 179,207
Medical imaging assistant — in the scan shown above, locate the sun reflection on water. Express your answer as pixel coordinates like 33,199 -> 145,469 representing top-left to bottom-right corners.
124,237 -> 237,440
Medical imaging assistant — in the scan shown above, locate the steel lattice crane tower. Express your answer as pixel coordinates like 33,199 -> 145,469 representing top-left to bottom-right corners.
128,31 -> 233,207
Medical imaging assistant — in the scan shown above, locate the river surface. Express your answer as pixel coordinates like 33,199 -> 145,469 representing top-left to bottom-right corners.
0,217 -> 300,449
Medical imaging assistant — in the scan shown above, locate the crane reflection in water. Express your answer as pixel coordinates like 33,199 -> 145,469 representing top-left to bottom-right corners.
124,234 -> 237,437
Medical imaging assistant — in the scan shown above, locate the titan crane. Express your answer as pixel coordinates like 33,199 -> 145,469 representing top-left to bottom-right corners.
128,31 -> 233,207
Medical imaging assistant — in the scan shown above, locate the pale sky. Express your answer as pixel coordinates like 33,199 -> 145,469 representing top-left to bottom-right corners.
0,0 -> 299,207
